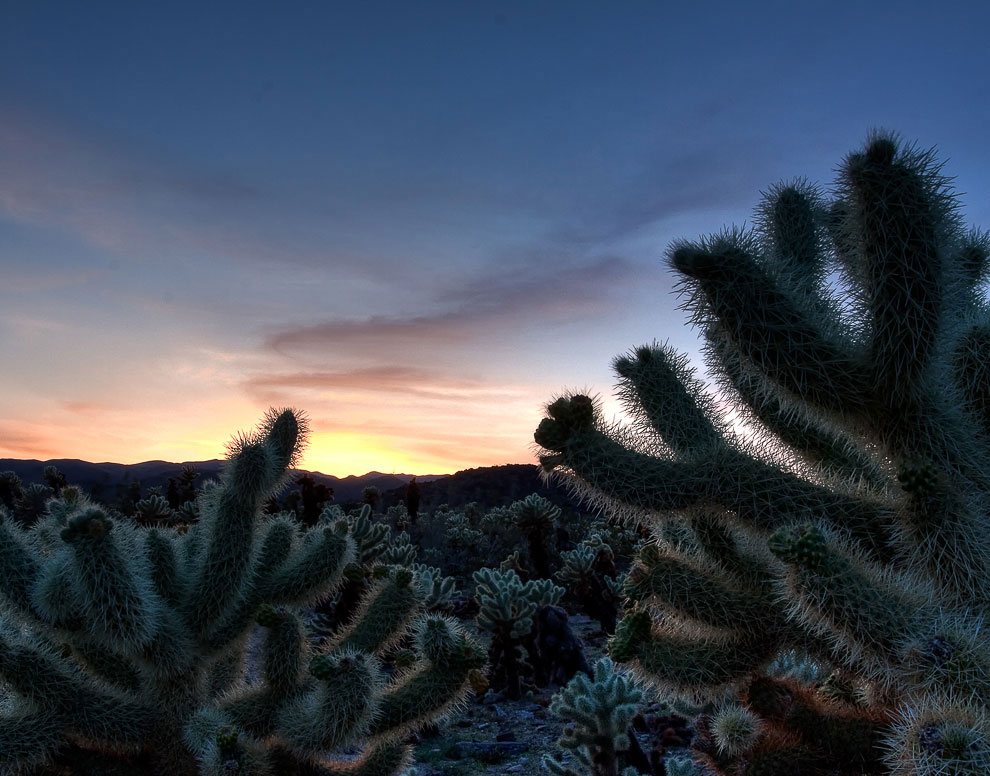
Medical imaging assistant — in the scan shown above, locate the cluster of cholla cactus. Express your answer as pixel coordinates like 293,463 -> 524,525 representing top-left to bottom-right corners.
545,656 -> 697,776
0,409 -> 484,776
536,133 -> 990,775
472,567 -> 566,699
557,532 -> 624,634
0,469 -> 64,527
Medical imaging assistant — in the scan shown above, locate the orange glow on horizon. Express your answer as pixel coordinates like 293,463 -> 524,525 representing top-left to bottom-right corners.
0,412 -> 532,478
299,430 -> 527,477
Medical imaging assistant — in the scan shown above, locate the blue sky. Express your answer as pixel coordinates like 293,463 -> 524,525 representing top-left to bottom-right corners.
2,1 -> 989,474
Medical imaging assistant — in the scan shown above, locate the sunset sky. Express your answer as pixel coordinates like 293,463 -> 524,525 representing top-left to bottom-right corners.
2,1 -> 990,476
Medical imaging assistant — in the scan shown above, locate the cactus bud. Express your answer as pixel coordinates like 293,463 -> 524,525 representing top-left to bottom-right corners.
393,568 -> 413,588
609,610 -> 651,663
215,724 -> 239,753
768,524 -> 828,568
255,603 -> 286,628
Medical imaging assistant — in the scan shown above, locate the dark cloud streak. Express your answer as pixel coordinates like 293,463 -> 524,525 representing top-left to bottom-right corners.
266,255 -> 636,356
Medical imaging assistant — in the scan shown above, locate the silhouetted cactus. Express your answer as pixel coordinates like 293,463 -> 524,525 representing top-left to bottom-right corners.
0,471 -> 22,510
0,409 -> 483,775
405,476 -> 420,524
511,493 -> 559,578
536,133 -> 990,775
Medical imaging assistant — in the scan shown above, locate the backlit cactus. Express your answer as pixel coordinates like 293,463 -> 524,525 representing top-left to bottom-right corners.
0,409 -> 483,776
544,656 -> 654,776
536,133 -> 990,775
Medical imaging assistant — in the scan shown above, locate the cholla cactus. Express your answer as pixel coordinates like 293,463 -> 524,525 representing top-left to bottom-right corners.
543,656 -> 647,776
380,530 -> 418,567
340,503 -> 390,565
0,409 -> 484,775
12,482 -> 53,526
536,133 -> 990,775
511,493 -> 560,578
473,567 -> 564,699
409,563 -> 458,610
134,493 -> 178,526
557,535 -> 623,633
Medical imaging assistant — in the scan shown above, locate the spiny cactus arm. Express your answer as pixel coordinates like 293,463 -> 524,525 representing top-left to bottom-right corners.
259,521 -> 354,607
709,703 -> 764,759
896,612 -> 990,707
60,508 -> 160,652
31,552 -> 83,632
614,342 -> 728,454
537,402 -> 896,559
477,590 -> 535,638
896,461 -> 990,604
952,321 -> 990,439
187,409 -> 305,636
67,690 -> 159,754
134,493 -> 175,525
664,756 -> 700,776
768,523 -> 923,671
622,547 -> 775,634
145,528 -> 184,607
368,617 -> 486,741
183,709 -> 275,776
198,515 -> 308,653
687,513 -> 774,585
67,636 -> 142,693
0,520 -> 41,619
276,649 -> 383,755
331,568 -> 420,655
0,711 -> 64,774
309,741 -> 412,776
705,333 -> 888,485
557,544 -> 596,584
217,683 -> 286,740
512,493 -> 562,525
609,611 -> 780,695
669,231 -> 869,414
380,533 -> 417,567
758,181 -> 830,283
0,630 -> 85,717
0,629 -> 157,754
252,604 -> 308,697
407,563 -> 458,609
841,136 -> 954,405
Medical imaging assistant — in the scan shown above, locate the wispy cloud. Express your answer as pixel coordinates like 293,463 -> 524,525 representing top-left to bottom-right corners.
243,366 -> 527,402
0,421 -> 60,459
266,255 -> 635,357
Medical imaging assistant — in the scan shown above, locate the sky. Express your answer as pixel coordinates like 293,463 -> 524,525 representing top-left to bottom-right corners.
2,1 -> 990,476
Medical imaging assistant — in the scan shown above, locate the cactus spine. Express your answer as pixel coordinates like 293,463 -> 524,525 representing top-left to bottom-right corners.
536,133 -> 990,775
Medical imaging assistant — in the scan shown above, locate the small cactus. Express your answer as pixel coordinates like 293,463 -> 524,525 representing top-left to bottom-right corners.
543,657 -> 645,776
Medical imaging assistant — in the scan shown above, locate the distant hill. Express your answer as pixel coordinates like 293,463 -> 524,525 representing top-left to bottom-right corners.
380,463 -> 590,515
0,458 -> 591,516
0,458 -> 446,506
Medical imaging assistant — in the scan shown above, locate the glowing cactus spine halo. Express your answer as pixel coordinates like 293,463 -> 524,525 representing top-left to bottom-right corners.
536,132 -> 990,775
